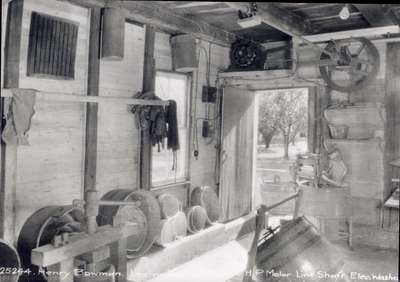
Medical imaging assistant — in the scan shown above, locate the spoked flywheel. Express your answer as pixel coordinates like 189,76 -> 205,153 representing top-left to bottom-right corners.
319,37 -> 379,92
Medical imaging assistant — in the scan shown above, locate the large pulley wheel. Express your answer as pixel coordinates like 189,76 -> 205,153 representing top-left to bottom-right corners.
319,37 -> 379,92
230,39 -> 266,70
17,205 -> 84,282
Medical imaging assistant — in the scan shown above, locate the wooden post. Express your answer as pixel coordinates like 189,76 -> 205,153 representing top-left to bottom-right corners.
0,0 -> 23,243
47,259 -> 74,282
110,238 -> 127,282
84,8 -> 101,233
140,25 -> 156,190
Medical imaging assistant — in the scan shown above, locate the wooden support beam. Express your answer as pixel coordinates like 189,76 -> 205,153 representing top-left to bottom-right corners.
1,89 -> 169,106
31,224 -> 138,267
62,0 -> 236,46
302,25 -> 400,43
140,25 -> 156,190
354,4 -> 397,27
0,0 -> 23,244
83,8 -> 101,207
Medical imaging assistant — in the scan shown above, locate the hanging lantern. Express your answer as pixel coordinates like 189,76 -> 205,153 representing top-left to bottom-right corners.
101,7 -> 125,60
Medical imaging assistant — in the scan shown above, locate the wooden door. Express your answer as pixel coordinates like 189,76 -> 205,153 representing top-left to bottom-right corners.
219,87 -> 257,222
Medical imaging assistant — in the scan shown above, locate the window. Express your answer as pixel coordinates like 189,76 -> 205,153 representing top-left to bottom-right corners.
151,71 -> 190,186
27,12 -> 79,79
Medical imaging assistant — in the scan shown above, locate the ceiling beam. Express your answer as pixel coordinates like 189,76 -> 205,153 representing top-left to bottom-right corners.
225,2 -> 314,38
173,2 -> 218,9
303,25 -> 400,43
353,4 -> 397,27
61,0 -> 236,46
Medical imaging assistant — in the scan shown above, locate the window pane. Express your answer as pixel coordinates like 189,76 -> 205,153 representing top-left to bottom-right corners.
152,72 -> 189,187
152,129 -> 187,185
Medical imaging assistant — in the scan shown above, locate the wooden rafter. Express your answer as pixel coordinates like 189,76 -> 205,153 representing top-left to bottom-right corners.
225,2 -> 314,37
61,0 -> 236,46
354,4 -> 398,27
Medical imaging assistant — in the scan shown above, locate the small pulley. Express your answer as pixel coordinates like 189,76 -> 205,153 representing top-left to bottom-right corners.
319,37 -> 379,92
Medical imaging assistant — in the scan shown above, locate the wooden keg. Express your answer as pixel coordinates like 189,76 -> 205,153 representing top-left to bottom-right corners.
186,205 -> 207,233
98,189 -> 160,258
0,239 -> 21,282
157,193 -> 181,219
17,205 -> 84,282
255,216 -> 344,282
191,186 -> 220,224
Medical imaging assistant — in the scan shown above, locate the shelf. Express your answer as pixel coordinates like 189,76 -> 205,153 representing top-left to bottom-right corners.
324,103 -> 385,128
325,137 -> 382,144
218,69 -> 293,79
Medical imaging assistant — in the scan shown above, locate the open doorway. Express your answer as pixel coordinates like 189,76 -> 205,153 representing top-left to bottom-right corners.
254,88 -> 309,215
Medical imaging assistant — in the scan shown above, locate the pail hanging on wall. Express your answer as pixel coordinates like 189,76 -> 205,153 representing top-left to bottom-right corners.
170,34 -> 197,72
101,7 -> 125,60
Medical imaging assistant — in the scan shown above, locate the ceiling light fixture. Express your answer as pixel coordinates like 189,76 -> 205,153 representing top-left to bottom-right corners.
339,4 -> 351,20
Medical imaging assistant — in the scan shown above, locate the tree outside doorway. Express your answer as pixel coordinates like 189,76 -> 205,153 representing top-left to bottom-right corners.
255,88 -> 308,215
258,88 -> 308,159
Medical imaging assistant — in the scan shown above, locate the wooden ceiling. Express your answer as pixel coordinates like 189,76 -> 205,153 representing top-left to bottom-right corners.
141,2 -> 400,43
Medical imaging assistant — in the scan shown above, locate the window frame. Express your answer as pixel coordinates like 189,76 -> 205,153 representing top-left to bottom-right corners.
150,70 -> 192,189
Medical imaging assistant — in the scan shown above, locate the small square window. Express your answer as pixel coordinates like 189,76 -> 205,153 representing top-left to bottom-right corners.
27,12 -> 79,79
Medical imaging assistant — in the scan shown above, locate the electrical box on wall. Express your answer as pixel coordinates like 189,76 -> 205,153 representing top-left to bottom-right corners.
202,86 -> 217,103
202,121 -> 214,138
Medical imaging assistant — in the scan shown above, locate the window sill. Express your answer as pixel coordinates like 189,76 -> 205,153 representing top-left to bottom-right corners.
151,180 -> 191,191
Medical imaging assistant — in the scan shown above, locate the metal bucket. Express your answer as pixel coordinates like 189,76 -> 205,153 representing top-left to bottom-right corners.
0,239 -> 21,282
17,205 -> 84,282
255,216 -> 345,282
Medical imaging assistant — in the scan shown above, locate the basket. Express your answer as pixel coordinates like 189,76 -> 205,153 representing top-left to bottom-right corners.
157,193 -> 181,219
186,205 -> 207,233
328,124 -> 348,139
191,186 -> 220,224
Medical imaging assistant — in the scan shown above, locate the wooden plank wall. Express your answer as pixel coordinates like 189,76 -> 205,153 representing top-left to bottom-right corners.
96,22 -> 145,196
329,41 -> 389,226
385,42 -> 400,200
1,0 -> 231,240
154,32 -> 230,206
14,0 -> 90,241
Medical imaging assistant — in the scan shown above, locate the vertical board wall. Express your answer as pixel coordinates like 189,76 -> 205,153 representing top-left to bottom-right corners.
96,22 -> 145,196
154,32 -> 230,208
15,0 -> 90,240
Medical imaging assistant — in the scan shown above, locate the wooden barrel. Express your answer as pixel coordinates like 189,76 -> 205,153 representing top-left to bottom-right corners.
157,193 -> 181,219
186,205 -> 207,233
17,205 -> 84,282
255,216 -> 344,282
0,239 -> 21,282
98,190 -> 148,254
99,189 -> 161,258
191,186 -> 220,224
